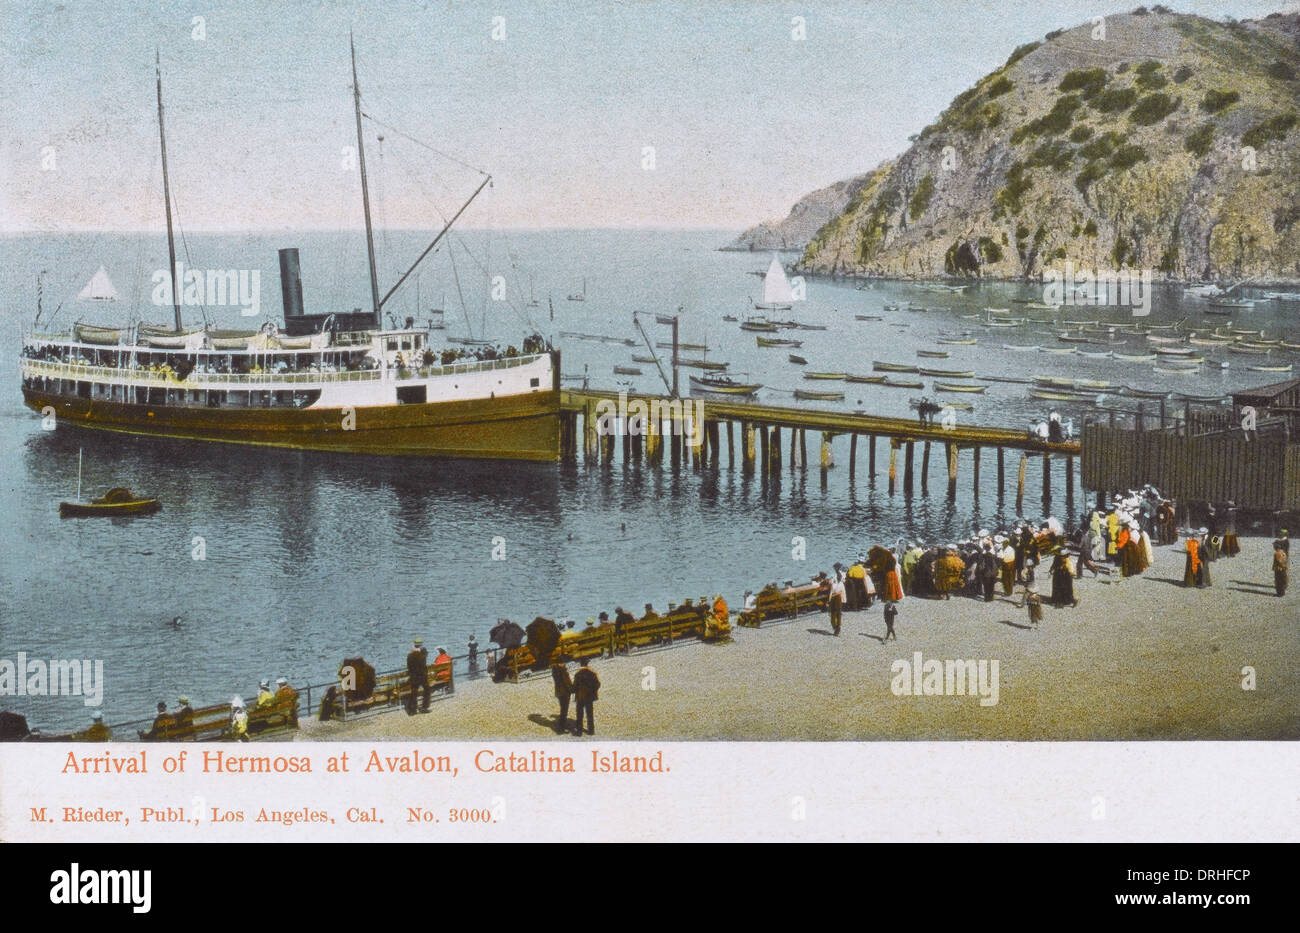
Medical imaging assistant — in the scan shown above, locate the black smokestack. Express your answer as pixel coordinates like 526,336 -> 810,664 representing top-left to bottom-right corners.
278,248 -> 304,322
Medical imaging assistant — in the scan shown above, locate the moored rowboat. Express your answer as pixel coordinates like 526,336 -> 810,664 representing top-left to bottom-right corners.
60,487 -> 162,518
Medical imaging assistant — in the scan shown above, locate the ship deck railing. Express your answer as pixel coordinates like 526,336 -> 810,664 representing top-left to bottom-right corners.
21,353 -> 544,389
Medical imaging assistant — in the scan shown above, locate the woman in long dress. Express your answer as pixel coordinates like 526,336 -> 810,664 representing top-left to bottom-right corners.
1222,501 -> 1240,556
1183,533 -> 1201,587
883,551 -> 904,603
1049,551 -> 1076,606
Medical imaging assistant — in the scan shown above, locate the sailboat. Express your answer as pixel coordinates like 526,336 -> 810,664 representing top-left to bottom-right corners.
567,278 -> 586,302
59,448 -> 162,517
753,255 -> 794,312
20,39 -> 562,462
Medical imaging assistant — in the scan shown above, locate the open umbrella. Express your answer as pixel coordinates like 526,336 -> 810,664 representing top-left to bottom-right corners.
489,619 -> 525,650
0,710 -> 30,742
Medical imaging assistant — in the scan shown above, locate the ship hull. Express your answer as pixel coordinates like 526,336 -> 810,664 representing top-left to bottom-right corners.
24,388 -> 562,462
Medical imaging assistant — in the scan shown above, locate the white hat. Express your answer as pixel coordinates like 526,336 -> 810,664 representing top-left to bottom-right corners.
232,696 -> 245,709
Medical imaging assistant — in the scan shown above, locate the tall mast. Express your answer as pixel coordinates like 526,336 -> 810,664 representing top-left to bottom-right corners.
155,50 -> 182,333
350,32 -> 382,328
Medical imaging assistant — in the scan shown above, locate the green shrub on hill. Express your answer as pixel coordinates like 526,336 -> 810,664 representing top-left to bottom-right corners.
908,174 -> 936,220
1200,89 -> 1240,113
1184,123 -> 1215,157
1093,87 -> 1138,112
1173,65 -> 1193,83
987,75 -> 1014,98
1130,92 -> 1179,125
1242,113 -> 1298,149
1267,60 -> 1296,81
1059,67 -> 1108,98
1110,144 -> 1149,170
1070,125 -> 1094,142
1006,41 -> 1040,68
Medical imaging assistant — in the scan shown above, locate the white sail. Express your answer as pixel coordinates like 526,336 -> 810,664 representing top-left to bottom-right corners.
762,256 -> 793,304
77,266 -> 119,301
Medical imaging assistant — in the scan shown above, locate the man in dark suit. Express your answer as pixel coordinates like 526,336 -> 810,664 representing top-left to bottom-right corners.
572,658 -> 600,736
551,661 -> 573,733
406,637 -> 430,714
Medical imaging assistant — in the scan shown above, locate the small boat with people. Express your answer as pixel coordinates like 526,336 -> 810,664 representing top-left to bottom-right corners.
689,374 -> 761,396
61,488 -> 163,518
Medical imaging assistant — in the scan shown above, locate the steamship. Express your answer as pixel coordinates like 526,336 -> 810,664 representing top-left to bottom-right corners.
20,42 -> 561,462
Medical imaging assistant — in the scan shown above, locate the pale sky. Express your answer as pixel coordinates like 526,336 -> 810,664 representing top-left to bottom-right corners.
1,0 -> 1293,232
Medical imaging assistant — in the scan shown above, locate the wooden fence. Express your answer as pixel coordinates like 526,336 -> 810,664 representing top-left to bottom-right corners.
1081,422 -> 1300,510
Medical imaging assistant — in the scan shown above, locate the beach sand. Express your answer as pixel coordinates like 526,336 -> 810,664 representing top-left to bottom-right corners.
299,536 -> 1297,741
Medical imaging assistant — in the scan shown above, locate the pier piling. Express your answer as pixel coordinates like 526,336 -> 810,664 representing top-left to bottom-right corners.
849,433 -> 857,481
888,440 -> 897,495
743,422 -> 755,474
1017,454 -> 1027,510
946,442 -> 958,498
869,434 -> 877,477
973,445 -> 981,500
921,441 -> 931,495
727,420 -> 735,469
759,424 -> 769,476
997,446 -> 1005,497
904,441 -> 915,494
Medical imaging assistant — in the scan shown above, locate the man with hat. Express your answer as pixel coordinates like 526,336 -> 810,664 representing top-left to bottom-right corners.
551,659 -> 574,733
828,564 -> 846,635
1273,530 -> 1289,597
140,701 -> 175,740
406,638 -> 429,714
572,657 -> 600,736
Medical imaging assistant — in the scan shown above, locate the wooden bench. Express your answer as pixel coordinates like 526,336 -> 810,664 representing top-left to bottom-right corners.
138,702 -> 230,742
737,584 -> 829,627
327,662 -> 453,719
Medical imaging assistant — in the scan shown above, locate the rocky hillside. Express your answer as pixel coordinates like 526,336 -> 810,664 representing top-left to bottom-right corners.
724,171 -> 878,251
796,9 -> 1300,282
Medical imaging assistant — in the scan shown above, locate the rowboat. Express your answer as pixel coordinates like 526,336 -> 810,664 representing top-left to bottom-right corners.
983,319 -> 1025,327
978,374 -> 1032,384
882,304 -> 900,312
1077,350 -> 1112,359
632,355 -> 657,364
794,388 -> 845,401
656,341 -> 709,351
916,350 -> 949,359
845,374 -> 886,384
60,487 -> 162,518
1029,388 -> 1095,403
1119,386 -> 1173,399
739,318 -> 778,332
1188,336 -> 1234,346
1146,335 -> 1185,344
1112,352 -> 1156,362
905,305 -> 927,312
677,358 -> 728,370
722,315 -> 738,322
934,382 -> 986,393
918,368 -> 975,378
1156,357 -> 1203,367
788,354 -> 808,365
1076,379 -> 1110,389
1247,363 -> 1294,373
879,378 -> 925,390
1206,297 -> 1254,310
985,307 -> 1010,314
1280,341 -> 1300,352
1154,346 -> 1197,356
1039,347 -> 1074,355
855,314 -> 883,321
1057,333 -> 1092,343
1153,366 -> 1199,375
804,371 -> 847,381
872,361 -> 919,373
793,323 -> 828,331
689,374 -> 761,395
1229,328 -> 1261,336
936,337 -> 977,345
613,366 -> 642,375
1227,345 -> 1269,355
757,336 -> 802,348
1034,376 -> 1076,387
1001,344 -> 1038,352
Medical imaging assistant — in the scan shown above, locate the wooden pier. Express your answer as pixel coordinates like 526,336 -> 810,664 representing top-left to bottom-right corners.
560,388 -> 1080,503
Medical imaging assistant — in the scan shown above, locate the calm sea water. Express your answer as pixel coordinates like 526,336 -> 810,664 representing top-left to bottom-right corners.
1,229 -> 1296,730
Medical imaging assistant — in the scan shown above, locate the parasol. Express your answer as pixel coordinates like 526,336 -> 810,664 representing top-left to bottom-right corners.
489,619 -> 525,650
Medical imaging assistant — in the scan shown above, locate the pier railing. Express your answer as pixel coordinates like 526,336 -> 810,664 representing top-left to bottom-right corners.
21,353 -> 544,391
